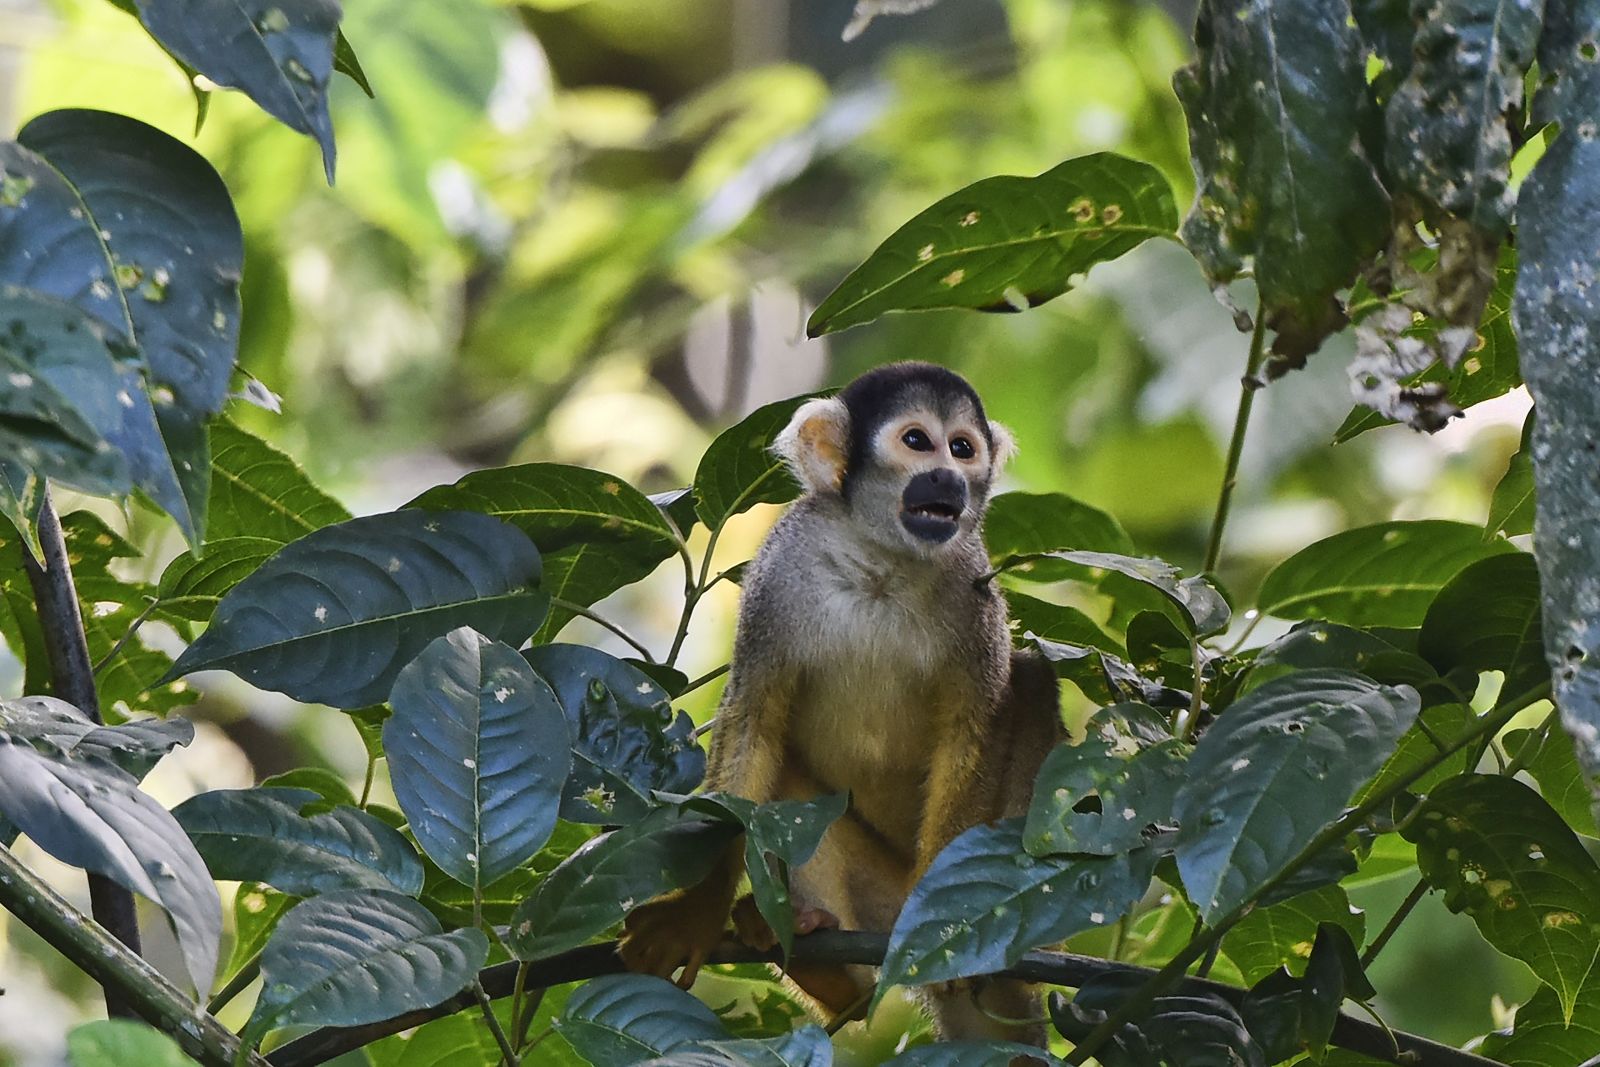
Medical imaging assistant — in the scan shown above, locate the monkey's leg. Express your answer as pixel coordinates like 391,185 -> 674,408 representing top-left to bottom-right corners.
618,844 -> 741,988
922,978 -> 1048,1054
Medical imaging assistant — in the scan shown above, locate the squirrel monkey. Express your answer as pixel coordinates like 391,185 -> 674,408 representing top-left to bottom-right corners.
621,362 -> 1063,1046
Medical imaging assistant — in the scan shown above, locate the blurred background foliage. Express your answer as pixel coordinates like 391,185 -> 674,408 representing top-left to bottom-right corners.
0,0 -> 1535,1061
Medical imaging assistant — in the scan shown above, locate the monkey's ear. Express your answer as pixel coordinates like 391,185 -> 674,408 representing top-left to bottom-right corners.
988,420 -> 1018,470
774,396 -> 850,494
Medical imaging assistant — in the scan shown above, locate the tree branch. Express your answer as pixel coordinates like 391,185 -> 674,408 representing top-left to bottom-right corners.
17,488 -> 144,1017
266,931 -> 1501,1067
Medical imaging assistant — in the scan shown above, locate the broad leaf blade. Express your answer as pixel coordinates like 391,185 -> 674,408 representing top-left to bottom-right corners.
1419,552 -> 1544,695
808,153 -> 1176,335
1174,669 -> 1419,920
693,396 -> 809,531
0,695 -> 192,779
156,537 -> 281,622
67,1020 -> 197,1067
385,628 -> 571,887
1487,419 -> 1535,538
985,491 -> 1134,561
882,1043 -> 1065,1067
1024,730 -> 1187,856
1478,979 -> 1600,1067
163,510 -> 546,709
207,420 -> 349,543
1220,884 -> 1365,985
993,549 -> 1227,635
556,974 -> 729,1065
1505,727 -> 1600,838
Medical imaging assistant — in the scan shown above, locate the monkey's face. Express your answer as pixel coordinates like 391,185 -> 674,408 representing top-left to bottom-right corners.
873,408 -> 991,548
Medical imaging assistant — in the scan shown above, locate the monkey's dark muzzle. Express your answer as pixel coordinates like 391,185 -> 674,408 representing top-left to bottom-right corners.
900,469 -> 966,543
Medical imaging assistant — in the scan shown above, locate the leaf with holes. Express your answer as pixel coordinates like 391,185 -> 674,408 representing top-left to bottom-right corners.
879,818 -> 1157,997
1404,775 -> 1600,1020
245,889 -> 488,1042
808,153 -> 1175,335
1420,552 -> 1545,696
385,628 -> 570,888
1174,670 -> 1419,921
993,549 -> 1227,635
207,420 -> 349,544
1220,884 -> 1365,985
410,463 -> 678,643
1024,726 -> 1187,856
556,974 -> 730,1065
227,882 -> 293,976
525,644 -> 705,825
693,395 -> 810,531
162,510 -> 545,709
0,739 -> 219,994
173,786 -> 423,897
1246,621 -> 1441,696
1257,520 -> 1513,627
1478,978 -> 1600,1067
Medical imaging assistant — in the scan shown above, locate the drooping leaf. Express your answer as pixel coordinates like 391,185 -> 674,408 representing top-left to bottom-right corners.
1256,520 -> 1513,627
333,28 -> 373,96
1403,774 -> 1600,1020
1504,726 -> 1600,838
879,818 -> 1157,995
173,786 -> 423,897
693,395 -> 809,531
507,804 -> 738,961
66,1020 -> 198,1067
246,889 -> 488,1040
206,420 -> 350,544
1024,726 -> 1187,856
410,464 -> 678,642
14,109 -> 244,542
1057,977 -> 1267,1067
1174,670 -> 1419,920
991,549 -> 1228,635
808,153 -> 1176,335
1419,551 -> 1545,695
385,628 -> 571,888
1174,0 -> 1389,367
1237,924 -> 1374,1063
524,644 -> 705,825
1487,414 -> 1535,538
0,695 -> 192,780
0,739 -> 219,995
163,510 -> 546,709
556,974 -> 730,1065
155,537 -> 281,622
123,0 -> 342,180
1220,884 -> 1365,985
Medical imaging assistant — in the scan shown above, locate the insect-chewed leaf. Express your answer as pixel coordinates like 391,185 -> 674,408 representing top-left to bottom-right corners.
807,153 -> 1175,336
162,510 -> 546,709
247,889 -> 487,1041
156,537 -> 281,623
386,628 -> 571,888
0,695 -> 193,780
1419,552 -> 1544,695
986,491 -> 1134,562
1257,520 -> 1514,628
124,0 -> 342,180
507,804 -> 738,961
524,644 -> 705,824
410,463 -> 678,642
881,1042 -> 1066,1067
994,549 -> 1227,635
13,109 -> 244,543
66,1020 -> 197,1067
1504,727 -> 1600,838
207,420 -> 350,544
0,738 -> 219,995
228,882 -> 293,977
173,786 -> 423,897
556,974 -> 731,1065
1220,884 -> 1365,985
880,818 -> 1157,996
1024,727 -> 1187,857
693,395 -> 810,531
1404,775 -> 1600,1021
1174,669 -> 1419,921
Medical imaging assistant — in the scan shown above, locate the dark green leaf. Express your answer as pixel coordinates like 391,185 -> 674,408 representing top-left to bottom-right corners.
1354,701 -> 1478,804
247,889 -> 488,1040
1256,520 -> 1513,627
386,628 -> 570,888
808,153 -> 1176,335
1477,979 -> 1600,1067
0,695 -> 192,779
173,786 -> 423,896
1006,592 -> 1118,653
1505,726 -> 1600,838
1220,884 -> 1365,985
879,818 -> 1157,995
1174,669 -> 1419,920
1487,415 -> 1535,538
1060,977 -> 1266,1067
556,974 -> 729,1065
0,739 -> 219,994
156,536 -> 280,622
1404,775 -> 1600,1019
333,29 -> 373,96
1246,621 -> 1440,695
508,804 -> 738,960
1419,551 -> 1544,694
524,644 -> 705,824
420,820 -> 595,927
207,420 -> 349,544
1238,925 -> 1371,1063
67,1020 -> 197,1067
993,549 -> 1228,635
881,1043 -> 1065,1067
987,491 -> 1134,565
163,510 -> 546,709
1024,729 -> 1187,856
693,395 -> 808,530
1174,0 -> 1388,366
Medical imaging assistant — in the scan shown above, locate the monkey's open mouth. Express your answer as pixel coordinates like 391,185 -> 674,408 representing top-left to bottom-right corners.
900,501 -> 962,542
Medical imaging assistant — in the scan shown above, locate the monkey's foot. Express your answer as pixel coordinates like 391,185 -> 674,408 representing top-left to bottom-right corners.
618,895 -> 728,989
732,895 -> 840,951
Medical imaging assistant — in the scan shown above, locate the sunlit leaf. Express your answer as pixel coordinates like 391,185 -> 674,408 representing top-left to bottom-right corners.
986,491 -> 1134,563
1024,724 -> 1187,856
992,549 -> 1227,635
1478,978 -> 1600,1066
156,537 -> 281,622
1487,416 -> 1535,538
67,1020 -> 197,1067
207,420 -> 349,544
693,395 -> 808,531
1220,884 -> 1365,985
227,882 -> 293,976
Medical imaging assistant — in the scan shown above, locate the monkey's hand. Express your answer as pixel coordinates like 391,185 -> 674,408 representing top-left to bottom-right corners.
731,894 -> 839,951
618,879 -> 733,989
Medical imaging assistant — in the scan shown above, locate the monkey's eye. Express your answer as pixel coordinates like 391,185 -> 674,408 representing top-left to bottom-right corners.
949,436 -> 976,460
901,428 -> 934,452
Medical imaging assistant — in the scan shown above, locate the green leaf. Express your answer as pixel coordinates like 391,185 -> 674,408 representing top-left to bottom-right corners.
524,644 -> 705,825
173,786 -> 423,896
13,110 -> 244,542
1024,726 -> 1187,856
207,420 -> 350,544
1174,669 -> 1419,921
1419,552 -> 1545,695
410,463 -> 678,642
420,820 -> 594,927
669,1026 -> 836,1067
1478,979 -> 1600,1067
1238,924 -> 1374,1062
155,537 -> 281,623
163,510 -> 546,709
1175,0 -> 1389,367
247,889 -> 488,1040
385,628 -> 571,888
507,804 -> 738,961
365,991 -> 584,1067
693,395 -> 808,530
1246,621 -> 1441,696
1056,977 -> 1264,1067
1505,727 -> 1600,838
0,739 -> 219,994
333,28 -> 373,96
259,766 -> 357,810
993,550 -> 1227,635
1405,775 -> 1600,1021
882,1043 -> 1065,1067
67,1020 -> 198,1067
880,818 -> 1157,995
1006,592 -> 1118,653
1257,520 -> 1513,627
986,491 -> 1135,563
227,882 -> 293,976
808,153 -> 1175,335
1221,884 -> 1365,985
0,695 -> 192,779
1354,701 -> 1478,804
557,974 -> 730,1065
1487,416 -> 1535,538
124,0 -> 341,180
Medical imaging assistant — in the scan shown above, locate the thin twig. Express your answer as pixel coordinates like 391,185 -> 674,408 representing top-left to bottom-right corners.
207,954 -> 262,1016
682,663 -> 731,698
1361,878 -> 1430,968
472,981 -> 520,1067
91,595 -> 161,675
548,597 -> 656,662
1202,304 -> 1268,575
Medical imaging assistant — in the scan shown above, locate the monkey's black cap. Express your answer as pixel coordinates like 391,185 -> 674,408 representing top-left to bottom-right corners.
838,361 -> 993,498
